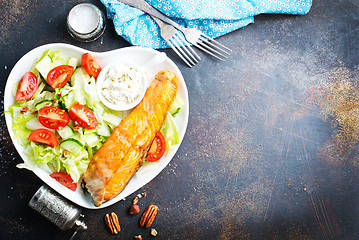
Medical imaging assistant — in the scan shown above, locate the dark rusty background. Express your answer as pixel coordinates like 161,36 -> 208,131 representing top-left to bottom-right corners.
1,0 -> 359,239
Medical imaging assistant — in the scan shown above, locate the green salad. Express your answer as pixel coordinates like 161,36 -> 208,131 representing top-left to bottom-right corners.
7,49 -> 182,185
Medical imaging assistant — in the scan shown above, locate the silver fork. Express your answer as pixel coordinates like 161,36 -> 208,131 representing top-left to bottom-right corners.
119,0 -> 232,61
152,17 -> 200,68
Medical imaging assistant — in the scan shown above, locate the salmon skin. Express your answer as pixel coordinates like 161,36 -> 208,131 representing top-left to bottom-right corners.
82,71 -> 178,207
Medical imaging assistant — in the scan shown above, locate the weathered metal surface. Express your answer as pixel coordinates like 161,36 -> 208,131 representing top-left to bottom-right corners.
0,0 -> 358,239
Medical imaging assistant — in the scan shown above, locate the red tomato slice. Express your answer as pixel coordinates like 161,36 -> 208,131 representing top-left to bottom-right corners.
46,65 -> 74,89
28,129 -> 58,147
39,106 -> 70,129
69,104 -> 97,129
50,172 -> 77,191
82,53 -> 102,78
146,132 -> 166,162
16,72 -> 38,101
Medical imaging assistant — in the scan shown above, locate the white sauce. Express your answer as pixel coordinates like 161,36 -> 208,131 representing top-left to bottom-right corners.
68,4 -> 99,34
101,63 -> 144,106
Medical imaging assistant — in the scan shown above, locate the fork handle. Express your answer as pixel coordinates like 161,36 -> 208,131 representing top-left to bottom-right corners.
119,0 -> 185,31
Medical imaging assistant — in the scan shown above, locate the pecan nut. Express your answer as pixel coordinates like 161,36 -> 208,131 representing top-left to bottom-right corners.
20,107 -> 29,114
62,150 -> 70,158
151,228 -> 158,236
140,204 -> 158,228
133,196 -> 139,204
104,212 -> 121,234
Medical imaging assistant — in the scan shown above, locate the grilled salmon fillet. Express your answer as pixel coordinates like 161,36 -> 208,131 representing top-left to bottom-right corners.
82,71 -> 178,206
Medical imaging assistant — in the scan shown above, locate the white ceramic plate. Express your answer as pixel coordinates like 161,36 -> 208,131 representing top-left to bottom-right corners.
4,43 -> 189,209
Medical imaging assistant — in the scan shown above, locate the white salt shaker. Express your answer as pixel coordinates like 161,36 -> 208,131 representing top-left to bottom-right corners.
67,3 -> 106,42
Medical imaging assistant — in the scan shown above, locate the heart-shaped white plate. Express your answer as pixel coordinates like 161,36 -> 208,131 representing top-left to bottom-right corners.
4,43 -> 189,209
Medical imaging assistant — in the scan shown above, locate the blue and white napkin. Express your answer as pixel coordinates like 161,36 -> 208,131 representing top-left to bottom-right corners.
100,0 -> 312,49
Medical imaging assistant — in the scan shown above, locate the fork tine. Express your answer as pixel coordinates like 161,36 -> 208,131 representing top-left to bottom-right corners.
119,0 -> 230,61
199,36 -> 231,56
167,40 -> 195,68
201,34 -> 232,53
198,40 -> 229,59
176,33 -> 201,61
170,36 -> 197,67
173,33 -> 200,64
151,16 -> 199,67
195,41 -> 227,61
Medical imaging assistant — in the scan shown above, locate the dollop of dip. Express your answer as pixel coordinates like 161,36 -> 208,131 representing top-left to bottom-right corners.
101,63 -> 143,106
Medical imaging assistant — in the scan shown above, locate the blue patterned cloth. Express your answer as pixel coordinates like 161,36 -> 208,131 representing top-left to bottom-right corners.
101,0 -> 312,49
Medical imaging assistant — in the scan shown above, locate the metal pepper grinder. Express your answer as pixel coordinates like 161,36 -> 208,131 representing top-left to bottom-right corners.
29,185 -> 87,239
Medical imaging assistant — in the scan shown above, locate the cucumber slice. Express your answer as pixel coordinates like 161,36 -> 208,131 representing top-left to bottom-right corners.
35,100 -> 52,110
103,112 -> 122,126
70,68 -> 78,87
83,133 -> 100,147
25,118 -> 55,133
70,68 -> 87,105
57,125 -> 75,139
35,55 -> 52,80
169,95 -> 184,116
60,138 -> 84,153
96,122 -> 111,137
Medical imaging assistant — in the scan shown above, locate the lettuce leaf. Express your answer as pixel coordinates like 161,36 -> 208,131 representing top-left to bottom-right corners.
60,149 -> 89,182
31,142 -> 61,164
160,111 -> 180,154
11,114 -> 34,145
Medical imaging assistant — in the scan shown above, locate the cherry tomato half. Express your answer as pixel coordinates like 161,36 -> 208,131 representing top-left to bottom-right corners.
16,72 -> 38,101
39,106 -> 70,129
82,53 -> 102,78
69,104 -> 97,129
46,65 -> 74,89
146,132 -> 166,162
50,172 -> 77,191
28,129 -> 58,147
